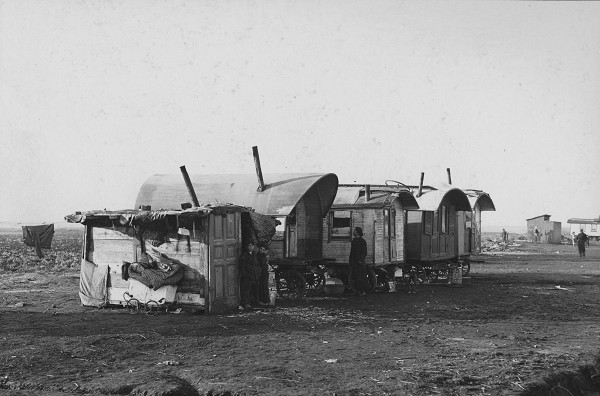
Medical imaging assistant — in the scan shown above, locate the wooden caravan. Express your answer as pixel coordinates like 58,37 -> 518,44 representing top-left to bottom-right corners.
136,173 -> 338,260
66,204 -> 277,314
322,184 -> 419,288
136,173 -> 339,297
459,190 -> 496,255
405,187 -> 472,269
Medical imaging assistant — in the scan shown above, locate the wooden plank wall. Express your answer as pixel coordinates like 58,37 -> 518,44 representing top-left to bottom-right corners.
89,225 -> 209,297
394,204 -> 405,263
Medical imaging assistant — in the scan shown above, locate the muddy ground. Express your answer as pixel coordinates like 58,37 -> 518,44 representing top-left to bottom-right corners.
1,229 -> 600,395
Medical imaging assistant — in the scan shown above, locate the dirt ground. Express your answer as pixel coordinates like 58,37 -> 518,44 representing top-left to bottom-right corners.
1,229 -> 600,395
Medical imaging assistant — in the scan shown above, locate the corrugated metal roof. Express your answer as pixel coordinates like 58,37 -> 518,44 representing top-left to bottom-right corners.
135,173 -> 338,217
331,186 -> 419,209
412,188 -> 472,212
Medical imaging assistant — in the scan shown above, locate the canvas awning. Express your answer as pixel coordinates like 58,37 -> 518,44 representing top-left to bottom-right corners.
135,173 -> 338,218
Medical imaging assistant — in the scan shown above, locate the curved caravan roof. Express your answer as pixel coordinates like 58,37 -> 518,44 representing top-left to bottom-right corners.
332,186 -> 419,210
412,188 -> 472,212
463,190 -> 496,212
135,173 -> 339,217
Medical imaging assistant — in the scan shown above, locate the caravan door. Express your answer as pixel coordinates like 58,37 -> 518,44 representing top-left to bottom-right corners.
208,212 -> 240,313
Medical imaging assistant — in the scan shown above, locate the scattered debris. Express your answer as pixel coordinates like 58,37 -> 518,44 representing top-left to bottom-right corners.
158,360 -> 181,366
325,359 -> 338,363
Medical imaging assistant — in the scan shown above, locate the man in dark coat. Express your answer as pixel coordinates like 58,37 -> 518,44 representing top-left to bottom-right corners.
576,229 -> 589,257
239,242 -> 261,309
349,227 -> 369,296
257,246 -> 271,305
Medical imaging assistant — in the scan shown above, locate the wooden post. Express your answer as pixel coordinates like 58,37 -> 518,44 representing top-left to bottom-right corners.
252,146 -> 266,192
180,165 -> 200,207
417,172 -> 424,197
447,168 -> 452,185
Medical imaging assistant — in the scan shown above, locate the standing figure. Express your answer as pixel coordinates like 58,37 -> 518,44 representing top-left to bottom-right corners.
349,227 -> 369,296
501,229 -> 509,244
576,229 -> 589,257
239,242 -> 260,310
572,232 -> 576,247
257,246 -> 271,305
534,227 -> 540,243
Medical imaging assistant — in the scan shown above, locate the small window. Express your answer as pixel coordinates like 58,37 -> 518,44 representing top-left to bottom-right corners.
330,211 -> 352,239
592,224 -> 598,232
440,205 -> 448,234
383,209 -> 389,237
424,212 -> 433,235
465,211 -> 472,229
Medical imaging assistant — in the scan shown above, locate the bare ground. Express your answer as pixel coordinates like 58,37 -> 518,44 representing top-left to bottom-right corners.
1,230 -> 600,395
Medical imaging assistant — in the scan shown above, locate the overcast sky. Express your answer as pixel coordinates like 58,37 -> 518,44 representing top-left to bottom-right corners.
1,0 -> 599,229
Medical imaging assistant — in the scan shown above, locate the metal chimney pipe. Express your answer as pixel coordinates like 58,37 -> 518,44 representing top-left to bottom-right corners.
365,185 -> 371,202
252,146 -> 266,192
180,165 -> 200,207
447,168 -> 452,185
417,172 -> 424,197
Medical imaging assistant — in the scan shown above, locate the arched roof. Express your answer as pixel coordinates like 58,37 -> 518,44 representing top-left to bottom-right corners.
412,188 -> 472,212
135,173 -> 339,217
466,191 -> 496,212
332,186 -> 419,210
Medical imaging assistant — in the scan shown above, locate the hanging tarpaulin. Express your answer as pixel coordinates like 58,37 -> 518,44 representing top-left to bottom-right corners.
22,224 -> 55,258
241,212 -> 279,248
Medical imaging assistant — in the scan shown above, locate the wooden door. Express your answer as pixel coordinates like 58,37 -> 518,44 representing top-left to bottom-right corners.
208,212 -> 240,313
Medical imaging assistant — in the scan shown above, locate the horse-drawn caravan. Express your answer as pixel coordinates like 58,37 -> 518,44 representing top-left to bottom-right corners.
136,170 -> 339,298
321,183 -> 419,291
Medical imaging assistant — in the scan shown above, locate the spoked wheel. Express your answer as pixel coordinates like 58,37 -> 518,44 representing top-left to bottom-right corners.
276,269 -> 306,299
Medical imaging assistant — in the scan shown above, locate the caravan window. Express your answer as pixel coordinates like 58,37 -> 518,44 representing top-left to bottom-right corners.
423,212 -> 433,235
383,209 -> 389,237
592,224 -> 597,232
330,211 -> 352,240
440,205 -> 448,234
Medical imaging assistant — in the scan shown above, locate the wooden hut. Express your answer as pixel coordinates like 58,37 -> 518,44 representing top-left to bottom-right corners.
66,204 -> 277,314
459,190 -> 496,255
321,184 -> 419,287
136,173 -> 339,262
405,187 -> 472,268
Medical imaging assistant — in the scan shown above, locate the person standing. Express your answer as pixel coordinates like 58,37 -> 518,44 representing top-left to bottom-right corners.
501,229 -> 509,244
239,242 -> 260,310
534,227 -> 540,243
349,227 -> 369,296
257,246 -> 271,306
572,232 -> 577,247
576,229 -> 589,257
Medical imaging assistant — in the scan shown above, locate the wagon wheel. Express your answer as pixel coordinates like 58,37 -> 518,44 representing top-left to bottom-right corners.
367,268 -> 377,291
276,269 -> 306,299
461,260 -> 471,276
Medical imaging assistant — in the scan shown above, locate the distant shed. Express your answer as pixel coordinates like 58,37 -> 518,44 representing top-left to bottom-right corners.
136,173 -> 338,260
526,214 -> 562,244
